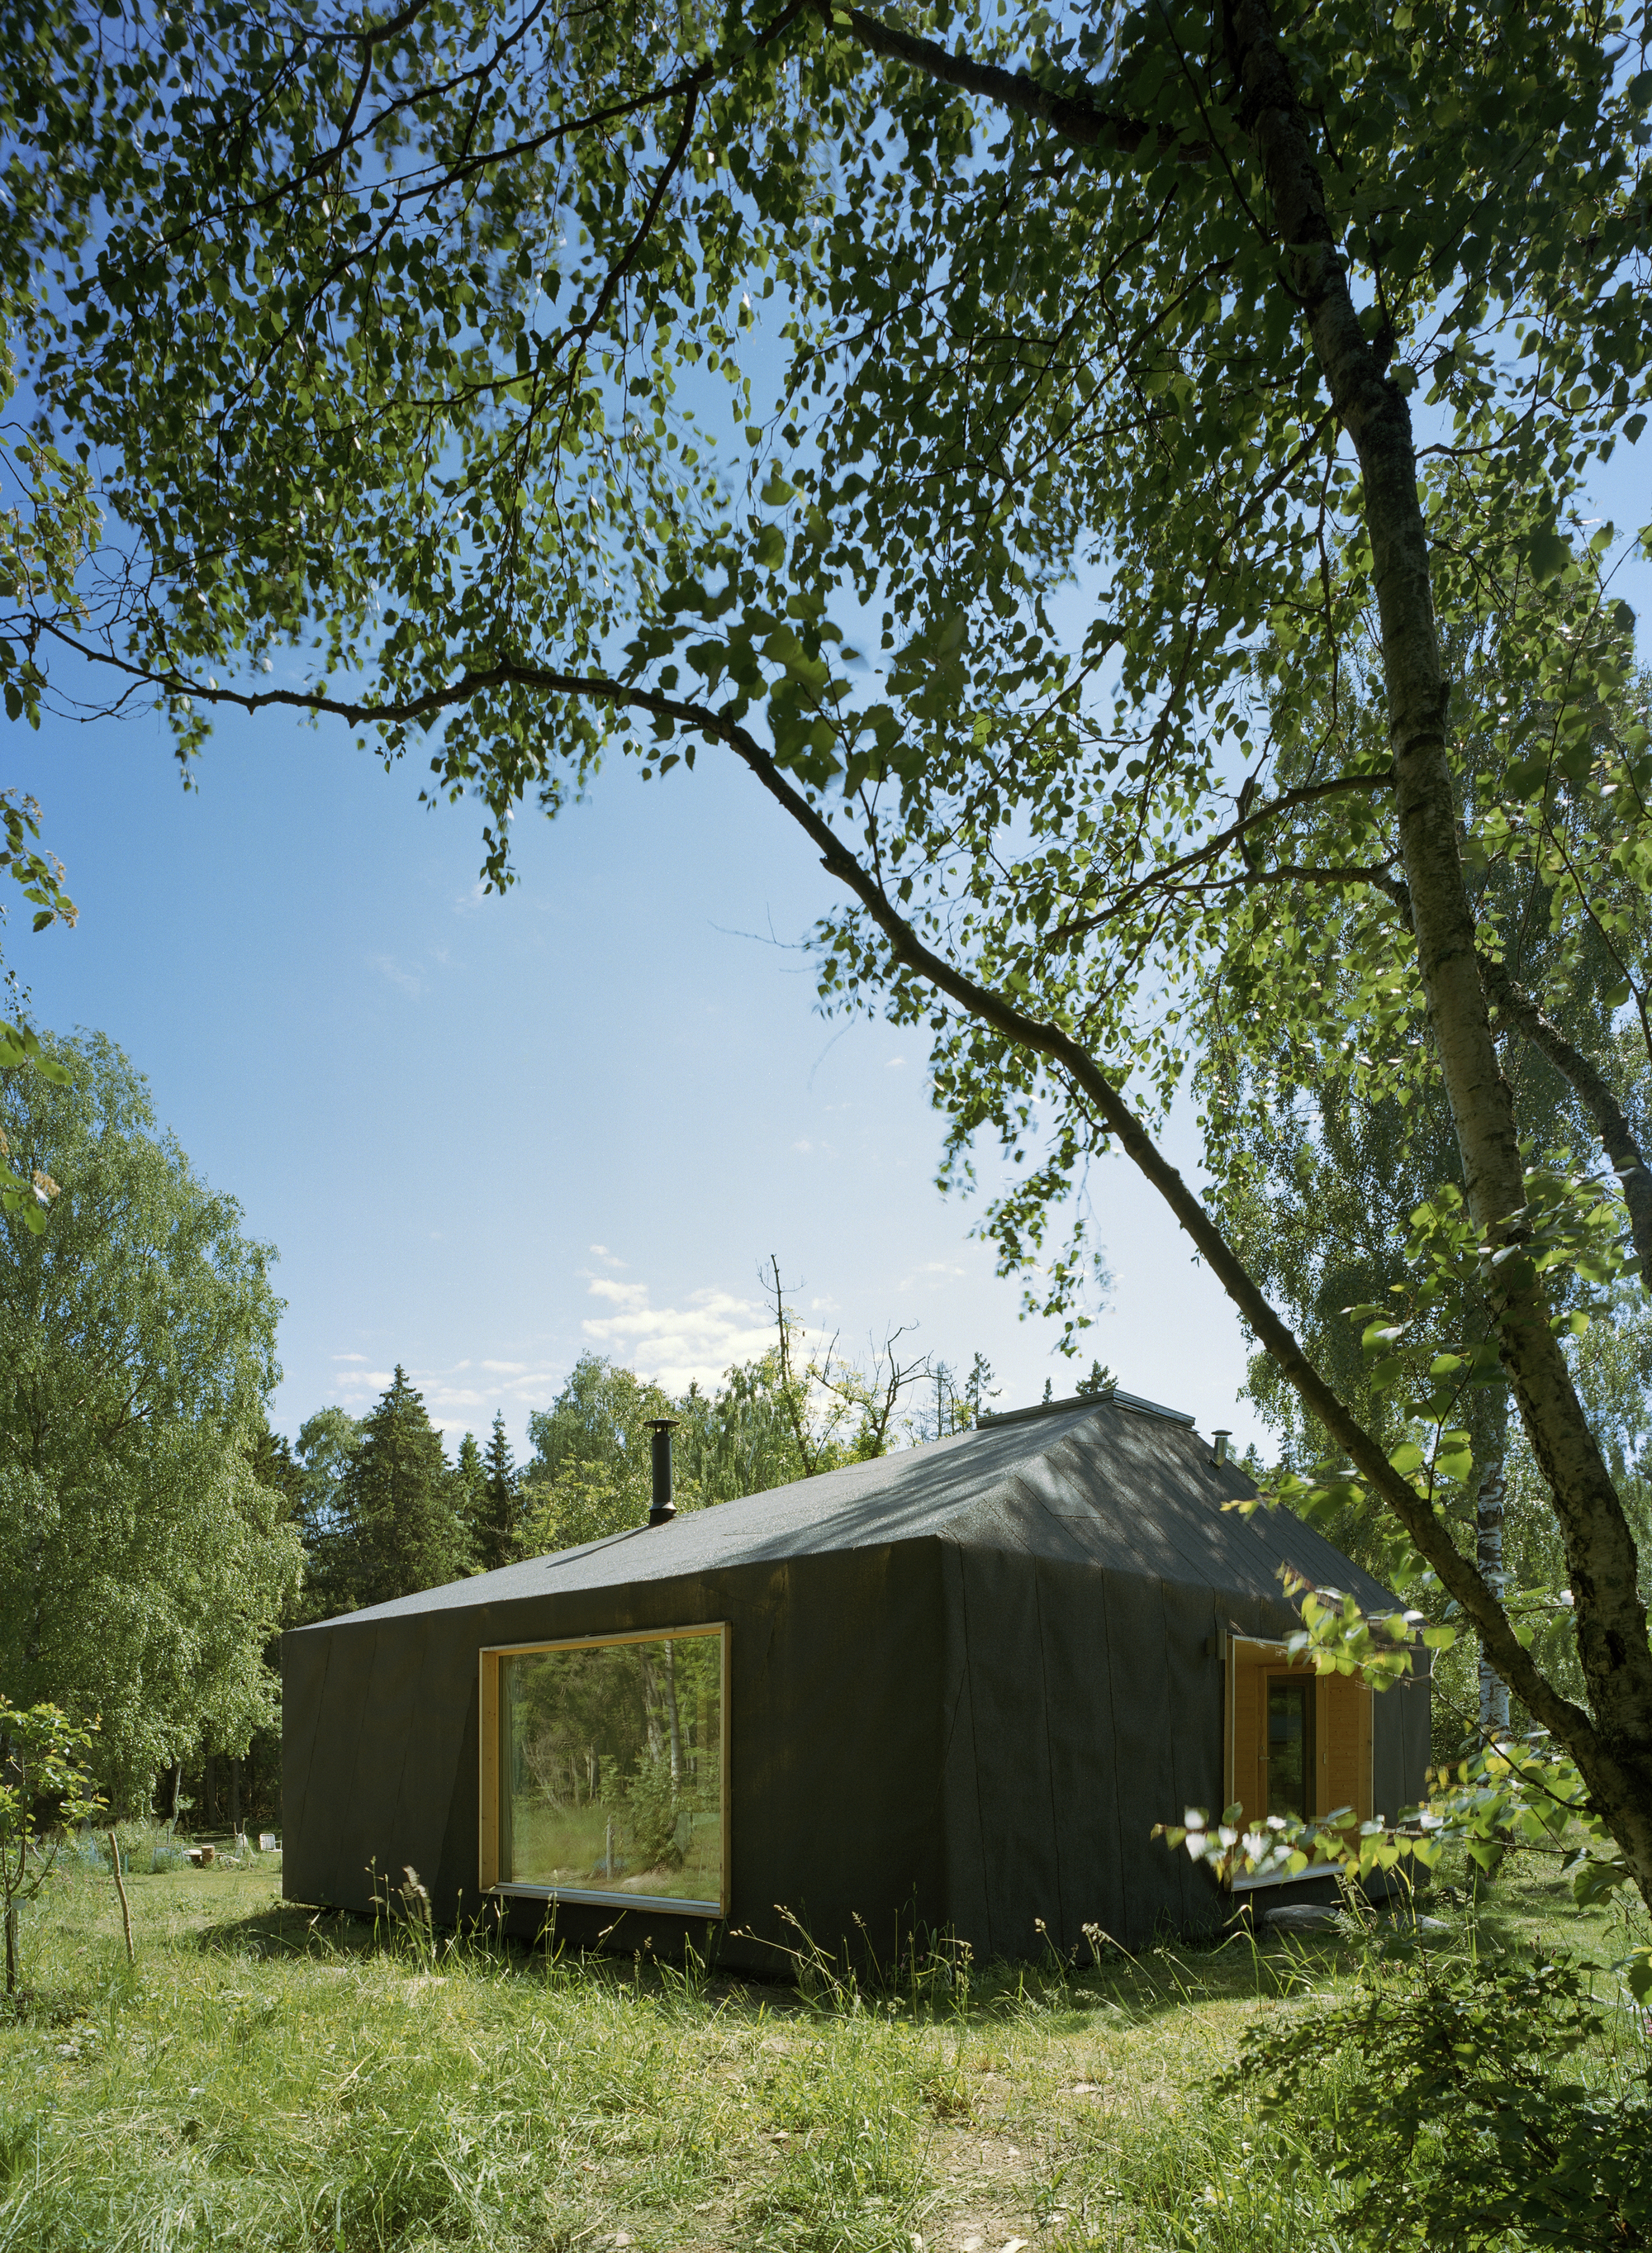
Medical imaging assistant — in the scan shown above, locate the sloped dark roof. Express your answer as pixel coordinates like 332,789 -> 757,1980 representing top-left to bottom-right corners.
303,1392 -> 1395,1631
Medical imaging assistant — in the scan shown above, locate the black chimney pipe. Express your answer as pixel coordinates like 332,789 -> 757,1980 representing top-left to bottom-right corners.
646,1418 -> 679,1525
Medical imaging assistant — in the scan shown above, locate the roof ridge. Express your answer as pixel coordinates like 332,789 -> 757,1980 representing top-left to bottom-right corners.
979,1389 -> 1195,1429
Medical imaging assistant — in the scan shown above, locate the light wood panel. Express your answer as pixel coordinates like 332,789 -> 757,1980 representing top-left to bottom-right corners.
1225,1637 -> 1371,1830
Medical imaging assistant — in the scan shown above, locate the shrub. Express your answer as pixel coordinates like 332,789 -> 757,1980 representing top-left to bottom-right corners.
1218,1940 -> 1652,2250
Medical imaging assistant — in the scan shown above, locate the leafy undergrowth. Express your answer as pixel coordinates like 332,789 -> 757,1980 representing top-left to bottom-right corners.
0,1853 -> 1644,2251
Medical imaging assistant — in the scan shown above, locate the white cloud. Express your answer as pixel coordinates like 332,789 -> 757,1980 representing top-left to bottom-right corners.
325,1358 -> 564,1421
331,1352 -> 369,1364
588,1243 -> 627,1267
586,1276 -> 650,1313
885,1055 -> 906,1068
581,1280 -> 772,1393
792,1138 -> 813,1153
372,953 -> 420,997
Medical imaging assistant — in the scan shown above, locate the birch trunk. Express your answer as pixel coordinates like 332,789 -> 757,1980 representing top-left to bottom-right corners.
1227,0 -> 1652,1913
1472,1389 -> 1512,1738
662,1639 -> 684,1790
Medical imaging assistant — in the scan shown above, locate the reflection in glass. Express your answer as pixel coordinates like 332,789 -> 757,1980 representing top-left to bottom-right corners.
501,1630 -> 724,1906
1266,1676 -> 1313,1819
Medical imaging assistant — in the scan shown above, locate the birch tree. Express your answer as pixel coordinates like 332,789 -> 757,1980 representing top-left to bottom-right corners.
8,1 -> 1652,1904
0,1030 -> 300,1804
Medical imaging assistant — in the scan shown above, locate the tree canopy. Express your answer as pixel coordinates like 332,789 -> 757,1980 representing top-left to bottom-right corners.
326,1367 -> 472,1611
5,2 -> 1652,1902
0,1031 -> 300,1804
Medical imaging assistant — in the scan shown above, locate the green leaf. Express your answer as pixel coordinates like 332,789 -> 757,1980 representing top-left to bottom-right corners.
1526,527 -> 1572,584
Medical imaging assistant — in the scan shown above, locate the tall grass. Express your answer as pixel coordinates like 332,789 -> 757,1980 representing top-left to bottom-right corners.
0,1853 -> 1642,2251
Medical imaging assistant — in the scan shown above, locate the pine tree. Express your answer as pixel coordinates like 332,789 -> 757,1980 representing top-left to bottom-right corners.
337,1367 -> 470,1607
474,1411 -> 520,1573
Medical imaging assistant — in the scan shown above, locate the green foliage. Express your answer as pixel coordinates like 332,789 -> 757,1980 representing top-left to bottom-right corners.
0,1698 -> 102,1993
515,1309 -> 949,1559
329,1369 -> 472,1613
0,791 -> 75,1235
0,1032 -> 299,1806
472,1410 -> 520,1575
1219,1944 -> 1652,2251
1,1851 -> 1641,2250
520,1354 -> 680,1554
623,1751 -> 686,1875
5,0 -> 1651,1891
452,1429 -> 485,1549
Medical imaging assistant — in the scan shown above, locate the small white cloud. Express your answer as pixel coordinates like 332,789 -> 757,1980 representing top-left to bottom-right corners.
793,1138 -> 813,1153
372,953 -> 421,997
588,1243 -> 627,1267
885,1055 -> 905,1068
587,1277 -> 650,1312
482,1359 -> 528,1375
332,1352 -> 368,1364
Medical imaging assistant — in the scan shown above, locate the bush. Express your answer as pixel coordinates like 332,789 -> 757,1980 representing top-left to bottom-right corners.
1218,1937 -> 1652,2250
622,1755 -> 683,1874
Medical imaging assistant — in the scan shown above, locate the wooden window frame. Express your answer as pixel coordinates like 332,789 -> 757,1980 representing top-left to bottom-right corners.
1222,1630 -> 1373,1893
479,1621 -> 730,1918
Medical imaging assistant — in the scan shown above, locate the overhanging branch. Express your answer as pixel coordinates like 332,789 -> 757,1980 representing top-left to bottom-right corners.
818,1 -> 1204,156
50,627 -> 1597,1756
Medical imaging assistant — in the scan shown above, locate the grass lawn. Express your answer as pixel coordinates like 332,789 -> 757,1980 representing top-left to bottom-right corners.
0,1848 -> 1645,2251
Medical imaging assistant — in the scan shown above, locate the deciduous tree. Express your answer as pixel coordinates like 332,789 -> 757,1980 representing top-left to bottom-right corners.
8,2 -> 1652,1904
0,1031 -> 300,1805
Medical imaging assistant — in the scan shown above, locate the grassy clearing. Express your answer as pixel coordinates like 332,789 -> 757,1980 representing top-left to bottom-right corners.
0,1849 -> 1645,2252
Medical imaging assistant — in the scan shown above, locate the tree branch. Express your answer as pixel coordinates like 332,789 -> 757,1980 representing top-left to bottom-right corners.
1046,770 -> 1393,944
42,636 -> 1628,1831
1480,954 -> 1652,1287
816,2 -> 1194,155
1369,867 -> 1652,1286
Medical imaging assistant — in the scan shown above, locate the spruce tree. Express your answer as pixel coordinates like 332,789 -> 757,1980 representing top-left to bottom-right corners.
453,1429 -> 486,1556
475,1412 -> 520,1573
337,1367 -> 469,1607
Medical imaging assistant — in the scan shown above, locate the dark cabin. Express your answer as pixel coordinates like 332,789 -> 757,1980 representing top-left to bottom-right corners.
282,1390 -> 1429,1970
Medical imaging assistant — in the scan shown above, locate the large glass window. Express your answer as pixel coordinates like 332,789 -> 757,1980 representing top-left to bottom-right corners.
480,1626 -> 726,1914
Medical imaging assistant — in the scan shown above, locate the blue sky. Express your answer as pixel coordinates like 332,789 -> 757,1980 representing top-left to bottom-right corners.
5,694 -> 1266,1461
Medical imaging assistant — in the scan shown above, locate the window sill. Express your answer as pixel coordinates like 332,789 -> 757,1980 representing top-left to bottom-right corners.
1229,1864 -> 1342,1894
488,1881 -> 724,1918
